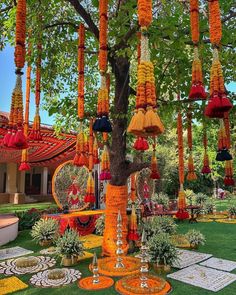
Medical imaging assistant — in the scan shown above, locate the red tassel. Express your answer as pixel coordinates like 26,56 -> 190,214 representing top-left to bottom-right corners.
133,137 -> 149,151
14,129 -> 28,149
3,130 -> 12,146
84,194 -> 96,203
176,209 -> 189,220
19,162 -> 30,171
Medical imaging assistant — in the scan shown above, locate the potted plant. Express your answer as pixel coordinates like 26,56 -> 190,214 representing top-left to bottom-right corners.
31,218 -> 59,246
148,216 -> 177,237
153,193 -> 169,209
228,205 -> 236,218
185,229 -> 205,249
56,228 -> 84,266
148,232 -> 178,274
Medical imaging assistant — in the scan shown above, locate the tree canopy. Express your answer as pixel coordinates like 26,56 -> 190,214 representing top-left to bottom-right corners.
1,0 -> 235,186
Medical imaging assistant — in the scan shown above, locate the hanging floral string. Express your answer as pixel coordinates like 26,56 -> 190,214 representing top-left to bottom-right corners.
201,130 -> 211,174
93,0 -> 111,133
19,38 -> 31,171
84,119 -> 96,203
223,112 -> 234,186
128,0 -> 164,138
93,137 -> 100,165
73,130 -> 88,167
130,173 -> 137,202
205,1 -> 232,118
133,33 -> 149,151
186,110 -> 197,181
4,0 -> 27,149
189,0 -> 207,100
128,204 -> 139,241
216,119 -> 232,162
176,96 -> 189,220
78,23 -> 85,119
150,137 -> 160,180
29,43 -> 42,141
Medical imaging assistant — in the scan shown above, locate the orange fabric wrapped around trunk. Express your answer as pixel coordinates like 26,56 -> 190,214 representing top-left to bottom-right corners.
102,184 -> 129,256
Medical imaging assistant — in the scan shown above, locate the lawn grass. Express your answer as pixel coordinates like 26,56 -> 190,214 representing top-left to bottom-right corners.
0,221 -> 236,294
0,202 -> 57,214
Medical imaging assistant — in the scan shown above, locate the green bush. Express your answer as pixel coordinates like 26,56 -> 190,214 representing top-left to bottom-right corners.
228,205 -> 236,216
56,229 -> 84,258
185,229 -> 206,247
16,209 -> 41,231
142,216 -> 177,237
148,232 -> 178,266
31,218 -> 59,243
153,192 -> 169,209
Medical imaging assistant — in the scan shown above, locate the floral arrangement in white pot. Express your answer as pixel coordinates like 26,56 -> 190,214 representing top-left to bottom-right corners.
185,229 -> 206,249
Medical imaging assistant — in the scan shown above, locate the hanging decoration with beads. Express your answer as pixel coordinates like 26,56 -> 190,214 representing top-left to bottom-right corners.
189,0 -> 207,100
93,0 -> 112,133
204,1 -> 232,118
3,0 -> 27,150
186,110 -> 197,181
29,42 -> 43,141
133,33 -> 149,151
78,23 -> 85,120
150,137 -> 160,180
84,119 -> 96,203
201,128 -> 211,174
216,119 -> 232,162
176,96 -> 189,220
127,0 -> 164,138
19,38 -> 32,171
223,112 -> 234,186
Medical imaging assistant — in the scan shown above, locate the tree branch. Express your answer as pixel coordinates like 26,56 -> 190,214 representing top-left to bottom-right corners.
127,161 -> 150,176
66,0 -> 99,39
0,5 -> 13,13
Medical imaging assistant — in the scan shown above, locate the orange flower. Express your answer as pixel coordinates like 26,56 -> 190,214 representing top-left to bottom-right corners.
190,0 -> 199,44
209,0 -> 222,45
137,0 -> 153,28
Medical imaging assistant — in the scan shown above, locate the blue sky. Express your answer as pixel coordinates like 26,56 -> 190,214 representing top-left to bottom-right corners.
0,46 -> 235,126
0,45 -> 54,125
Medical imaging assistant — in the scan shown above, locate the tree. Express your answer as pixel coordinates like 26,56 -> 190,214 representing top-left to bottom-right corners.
1,0 -> 235,254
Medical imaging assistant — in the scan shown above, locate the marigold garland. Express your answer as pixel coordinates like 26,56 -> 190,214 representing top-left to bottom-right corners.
190,0 -> 199,44
201,131 -> 211,174
3,0 -> 27,149
186,111 -> 197,181
128,33 -> 164,137
176,100 -> 189,220
150,139 -> 160,180
19,42 -> 31,171
137,0 -> 152,28
78,276 -> 114,290
208,0 -> 222,46
100,145 -> 111,181
224,160 -> 234,187
93,137 -> 100,165
130,173 -> 136,202
205,51 -> 232,117
128,204 -> 139,241
73,130 -> 88,167
102,184 -> 129,256
78,23 -> 85,119
29,43 -> 42,141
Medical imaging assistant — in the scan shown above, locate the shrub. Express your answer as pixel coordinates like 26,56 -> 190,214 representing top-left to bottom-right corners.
56,228 -> 84,258
16,209 -> 41,231
153,192 -> 169,209
204,199 -> 215,214
31,218 -> 59,243
195,193 -> 208,205
185,229 -> 205,247
228,205 -> 236,217
148,232 -> 178,266
142,216 -> 177,237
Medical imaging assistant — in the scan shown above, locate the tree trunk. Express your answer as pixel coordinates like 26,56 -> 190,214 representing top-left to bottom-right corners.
110,56 -> 130,186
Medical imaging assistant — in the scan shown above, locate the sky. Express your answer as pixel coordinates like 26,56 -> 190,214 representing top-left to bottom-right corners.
0,46 -> 235,126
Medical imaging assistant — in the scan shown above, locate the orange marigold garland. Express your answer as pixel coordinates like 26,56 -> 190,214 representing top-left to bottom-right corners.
223,112 -> 234,186
78,23 -> 85,120
84,120 -> 96,203
93,0 -> 111,133
19,42 -> 31,171
128,204 -> 139,241
205,0 -> 232,118
133,34 -> 149,151
73,130 -> 88,167
189,1 -> 207,99
208,0 -> 222,46
201,130 -> 211,174
186,111 -> 197,181
29,43 -> 42,141
130,173 -> 137,202
176,98 -> 189,220
137,0 -> 152,28
93,137 -> 100,165
4,0 -> 27,149
100,145 -> 111,181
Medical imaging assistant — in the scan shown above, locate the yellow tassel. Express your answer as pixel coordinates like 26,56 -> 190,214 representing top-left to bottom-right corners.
127,108 -> 145,135
144,106 -> 164,135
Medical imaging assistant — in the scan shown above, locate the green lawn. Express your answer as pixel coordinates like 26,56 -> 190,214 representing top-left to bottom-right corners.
1,221 -> 236,294
0,202 -> 57,214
